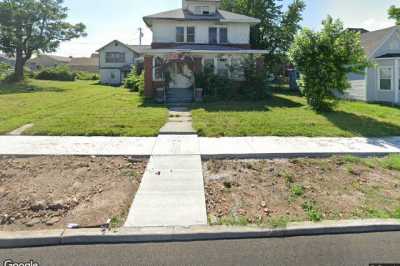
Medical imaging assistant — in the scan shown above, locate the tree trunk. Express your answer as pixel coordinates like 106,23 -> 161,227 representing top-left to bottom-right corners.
14,49 -> 25,82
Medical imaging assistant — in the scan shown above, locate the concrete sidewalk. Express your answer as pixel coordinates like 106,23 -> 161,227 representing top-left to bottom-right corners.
1,136 -> 400,157
124,134 -> 207,227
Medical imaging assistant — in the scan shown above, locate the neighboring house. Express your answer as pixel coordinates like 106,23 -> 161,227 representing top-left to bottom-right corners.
28,54 -> 100,73
28,55 -> 72,71
345,26 -> 400,104
0,54 -> 16,67
69,54 -> 99,73
96,41 -> 151,85
98,0 -> 266,101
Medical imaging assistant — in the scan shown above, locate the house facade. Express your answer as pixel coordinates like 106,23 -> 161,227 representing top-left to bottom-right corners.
345,26 -> 400,104
97,41 -> 150,85
141,0 -> 267,101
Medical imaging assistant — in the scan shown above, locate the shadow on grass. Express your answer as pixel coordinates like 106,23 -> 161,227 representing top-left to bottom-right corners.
0,82 -> 66,95
191,94 -> 304,112
321,110 -> 400,137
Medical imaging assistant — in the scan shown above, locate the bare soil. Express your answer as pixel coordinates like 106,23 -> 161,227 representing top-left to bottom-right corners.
0,156 -> 147,231
203,157 -> 400,227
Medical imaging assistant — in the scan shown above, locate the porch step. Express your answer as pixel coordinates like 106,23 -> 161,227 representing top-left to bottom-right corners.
166,87 -> 193,104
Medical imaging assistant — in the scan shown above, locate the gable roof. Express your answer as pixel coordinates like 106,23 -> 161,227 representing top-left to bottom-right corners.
143,8 -> 260,26
96,40 -> 150,55
361,26 -> 398,57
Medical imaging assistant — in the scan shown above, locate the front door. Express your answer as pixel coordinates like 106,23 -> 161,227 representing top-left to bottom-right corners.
169,62 -> 193,89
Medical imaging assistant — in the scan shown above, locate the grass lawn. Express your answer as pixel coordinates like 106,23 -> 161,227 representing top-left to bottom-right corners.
192,90 -> 400,137
0,79 -> 167,136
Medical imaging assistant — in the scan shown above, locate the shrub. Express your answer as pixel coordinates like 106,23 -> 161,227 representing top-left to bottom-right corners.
76,71 -> 99,80
137,72 -> 145,96
289,16 -> 370,111
35,65 -> 76,81
124,66 -> 141,91
240,55 -> 270,100
0,63 -> 11,80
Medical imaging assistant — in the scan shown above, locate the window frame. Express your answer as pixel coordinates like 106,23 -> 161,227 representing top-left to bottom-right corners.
209,27 -> 218,44
378,66 -> 393,91
219,28 -> 228,44
105,52 -> 125,63
187,27 -> 195,43
176,27 -> 185,43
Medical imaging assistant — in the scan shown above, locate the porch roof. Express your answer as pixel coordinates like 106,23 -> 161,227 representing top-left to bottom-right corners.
144,45 -> 267,55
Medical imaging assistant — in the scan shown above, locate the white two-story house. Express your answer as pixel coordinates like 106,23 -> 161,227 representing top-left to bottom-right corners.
142,0 -> 266,101
97,41 -> 150,85
97,0 -> 266,101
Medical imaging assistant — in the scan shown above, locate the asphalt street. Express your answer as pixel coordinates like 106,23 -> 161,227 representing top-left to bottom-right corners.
0,232 -> 399,266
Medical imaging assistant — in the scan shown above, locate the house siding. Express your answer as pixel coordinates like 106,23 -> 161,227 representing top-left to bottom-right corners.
151,20 -> 250,44
343,72 -> 367,101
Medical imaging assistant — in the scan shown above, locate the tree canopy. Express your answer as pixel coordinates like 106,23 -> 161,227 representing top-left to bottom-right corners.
389,5 -> 400,25
289,16 -> 370,111
220,0 -> 305,74
0,0 -> 86,81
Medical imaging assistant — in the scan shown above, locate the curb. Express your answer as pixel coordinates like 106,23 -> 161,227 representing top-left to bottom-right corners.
1,219 -> 399,249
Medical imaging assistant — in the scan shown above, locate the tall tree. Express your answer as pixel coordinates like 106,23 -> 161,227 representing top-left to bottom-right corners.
0,0 -> 86,81
220,0 -> 305,74
389,5 -> 400,25
289,16 -> 370,111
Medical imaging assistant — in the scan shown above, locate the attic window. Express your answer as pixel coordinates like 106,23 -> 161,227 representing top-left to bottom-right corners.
195,6 -> 210,15
115,42 -> 119,46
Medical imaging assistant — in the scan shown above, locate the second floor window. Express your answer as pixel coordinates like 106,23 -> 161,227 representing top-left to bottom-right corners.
219,28 -> 228,43
187,27 -> 195,43
105,52 -> 125,63
176,27 -> 184,43
209,27 -> 217,44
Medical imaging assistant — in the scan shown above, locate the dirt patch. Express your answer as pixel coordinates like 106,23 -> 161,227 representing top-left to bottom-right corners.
0,156 -> 147,231
203,156 -> 400,227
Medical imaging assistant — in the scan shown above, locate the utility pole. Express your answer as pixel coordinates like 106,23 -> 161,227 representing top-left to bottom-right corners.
138,27 -> 144,46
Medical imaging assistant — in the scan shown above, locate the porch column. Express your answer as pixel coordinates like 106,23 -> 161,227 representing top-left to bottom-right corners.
395,59 -> 399,104
144,56 -> 154,98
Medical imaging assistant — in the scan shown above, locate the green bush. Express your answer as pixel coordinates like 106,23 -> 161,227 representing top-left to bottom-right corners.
240,55 -> 269,100
194,56 -> 269,101
124,66 -> 141,91
35,65 -> 76,81
76,71 -> 99,80
137,72 -> 145,96
0,63 -> 12,81
289,16 -> 370,111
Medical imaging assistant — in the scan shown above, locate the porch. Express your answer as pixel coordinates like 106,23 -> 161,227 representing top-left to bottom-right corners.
142,46 -> 267,103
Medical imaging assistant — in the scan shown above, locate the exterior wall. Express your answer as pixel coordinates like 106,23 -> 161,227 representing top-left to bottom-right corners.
69,65 -> 99,73
99,41 -> 136,69
366,59 -> 396,103
151,20 -> 250,45
100,69 -> 122,85
342,72 -> 367,101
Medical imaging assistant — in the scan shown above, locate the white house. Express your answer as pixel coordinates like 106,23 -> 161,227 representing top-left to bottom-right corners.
98,0 -> 267,102
345,26 -> 400,104
97,41 -> 150,85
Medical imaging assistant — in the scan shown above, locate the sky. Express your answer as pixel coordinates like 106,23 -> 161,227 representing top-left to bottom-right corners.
56,0 -> 399,57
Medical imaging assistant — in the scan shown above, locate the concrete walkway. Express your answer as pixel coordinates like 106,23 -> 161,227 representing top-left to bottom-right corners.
159,107 -> 196,135
125,135 -> 207,227
2,136 -> 400,157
